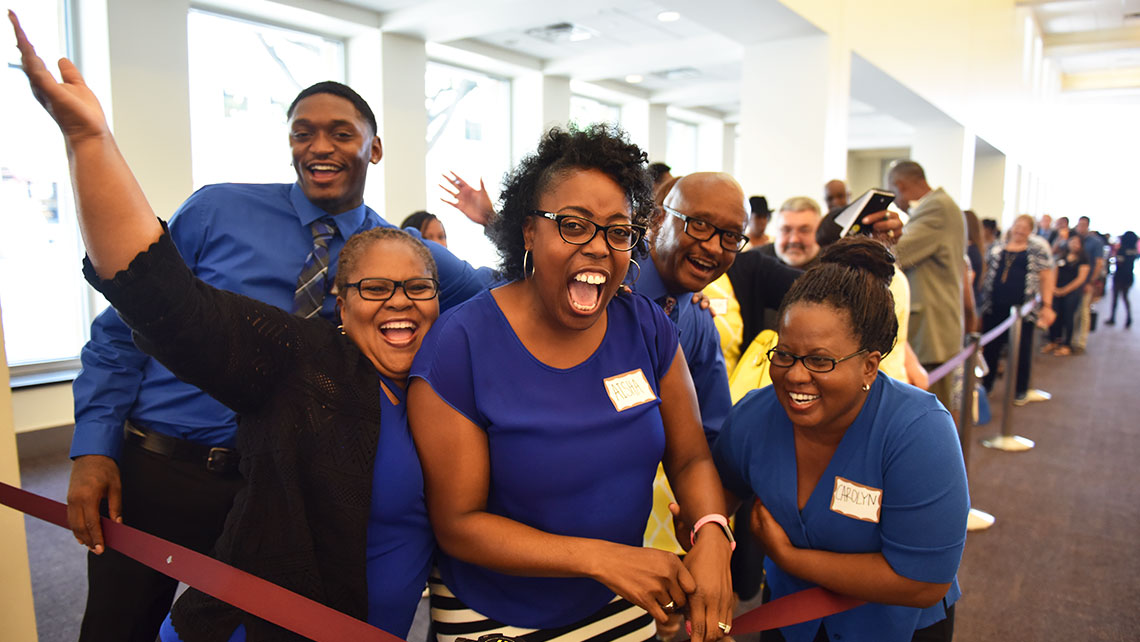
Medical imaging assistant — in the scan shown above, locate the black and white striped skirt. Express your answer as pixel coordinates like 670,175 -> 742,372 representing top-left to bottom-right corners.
428,574 -> 655,642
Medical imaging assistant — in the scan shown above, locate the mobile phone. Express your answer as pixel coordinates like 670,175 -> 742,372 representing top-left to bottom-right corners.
836,189 -> 896,237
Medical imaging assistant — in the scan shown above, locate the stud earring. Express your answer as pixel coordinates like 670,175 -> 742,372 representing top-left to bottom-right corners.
861,383 -> 870,391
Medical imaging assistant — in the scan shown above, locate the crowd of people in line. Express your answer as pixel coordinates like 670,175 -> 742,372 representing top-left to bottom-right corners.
9,10 -> 1135,642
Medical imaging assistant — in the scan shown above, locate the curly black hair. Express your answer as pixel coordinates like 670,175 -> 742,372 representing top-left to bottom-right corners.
777,236 -> 899,356
487,124 -> 653,281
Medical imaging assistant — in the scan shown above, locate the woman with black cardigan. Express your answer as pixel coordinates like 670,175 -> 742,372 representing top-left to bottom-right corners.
13,14 -> 441,641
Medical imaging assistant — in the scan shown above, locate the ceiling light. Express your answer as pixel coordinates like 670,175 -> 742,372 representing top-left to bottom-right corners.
625,74 -> 644,83
657,11 -> 681,22
526,22 -> 597,44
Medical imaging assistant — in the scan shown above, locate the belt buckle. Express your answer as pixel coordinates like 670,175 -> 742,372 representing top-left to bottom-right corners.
206,448 -> 232,473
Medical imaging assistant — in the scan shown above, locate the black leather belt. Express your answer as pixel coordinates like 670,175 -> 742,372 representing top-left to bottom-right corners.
123,422 -> 240,475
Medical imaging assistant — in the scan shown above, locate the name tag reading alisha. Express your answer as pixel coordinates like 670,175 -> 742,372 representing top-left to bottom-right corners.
830,476 -> 883,523
603,369 -> 658,412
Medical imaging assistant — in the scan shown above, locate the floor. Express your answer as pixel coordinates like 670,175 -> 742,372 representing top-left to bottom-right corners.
14,301 -> 1140,641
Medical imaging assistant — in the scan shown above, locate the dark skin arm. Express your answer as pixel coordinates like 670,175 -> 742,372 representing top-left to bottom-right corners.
656,348 -> 734,638
751,501 -> 951,608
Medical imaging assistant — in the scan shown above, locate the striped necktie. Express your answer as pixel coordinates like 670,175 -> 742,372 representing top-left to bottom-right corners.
292,217 -> 337,319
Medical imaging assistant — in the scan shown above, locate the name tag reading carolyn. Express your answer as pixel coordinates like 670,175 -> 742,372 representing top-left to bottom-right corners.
603,369 -> 658,412
830,476 -> 883,523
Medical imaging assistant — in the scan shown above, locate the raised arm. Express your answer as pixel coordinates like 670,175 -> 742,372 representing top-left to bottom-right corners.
439,171 -> 496,225
10,11 -> 161,277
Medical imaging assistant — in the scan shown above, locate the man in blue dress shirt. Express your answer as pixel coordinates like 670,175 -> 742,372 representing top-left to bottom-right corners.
68,81 -> 491,642
639,172 -> 747,443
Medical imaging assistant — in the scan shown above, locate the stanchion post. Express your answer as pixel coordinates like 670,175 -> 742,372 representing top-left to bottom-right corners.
959,333 -> 995,531
982,305 -> 1035,452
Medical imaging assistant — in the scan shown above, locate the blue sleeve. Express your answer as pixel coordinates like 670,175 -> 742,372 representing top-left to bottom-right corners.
683,307 -> 732,445
710,391 -> 762,500
410,310 -> 482,427
70,308 -> 148,460
879,407 -> 970,584
402,228 -> 498,311
70,197 -> 208,460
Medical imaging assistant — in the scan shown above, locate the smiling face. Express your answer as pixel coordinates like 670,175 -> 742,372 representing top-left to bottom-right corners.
772,302 -> 879,435
1008,217 -> 1033,246
289,93 -> 382,215
523,168 -> 632,332
652,173 -> 749,294
337,239 -> 439,385
774,209 -> 822,267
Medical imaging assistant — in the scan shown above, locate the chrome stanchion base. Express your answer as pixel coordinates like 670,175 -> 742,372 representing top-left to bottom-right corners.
981,434 -> 1036,451
966,508 -> 996,531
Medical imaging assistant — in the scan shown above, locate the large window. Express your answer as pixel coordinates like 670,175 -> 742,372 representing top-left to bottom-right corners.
425,61 -> 511,269
187,10 -> 345,189
1,0 -> 92,368
570,95 -> 621,128
666,118 -> 699,177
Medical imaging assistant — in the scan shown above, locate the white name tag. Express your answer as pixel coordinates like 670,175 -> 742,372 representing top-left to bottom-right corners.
709,297 -> 729,316
830,476 -> 883,523
603,369 -> 658,412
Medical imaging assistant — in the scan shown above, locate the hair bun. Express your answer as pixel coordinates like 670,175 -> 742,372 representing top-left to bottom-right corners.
818,236 -> 895,285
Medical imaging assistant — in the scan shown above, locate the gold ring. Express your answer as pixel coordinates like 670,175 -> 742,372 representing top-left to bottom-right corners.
718,622 -> 731,633
663,601 -> 675,612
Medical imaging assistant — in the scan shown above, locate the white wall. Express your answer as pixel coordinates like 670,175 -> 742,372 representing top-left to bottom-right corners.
0,303 -> 39,641
971,149 -> 1007,224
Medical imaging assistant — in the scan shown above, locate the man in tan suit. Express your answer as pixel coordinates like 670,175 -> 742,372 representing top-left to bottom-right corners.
889,160 -> 966,410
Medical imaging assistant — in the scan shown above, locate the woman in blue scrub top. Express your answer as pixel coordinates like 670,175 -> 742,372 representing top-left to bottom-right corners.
11,19 -> 438,641
713,237 -> 969,642
409,126 -> 734,642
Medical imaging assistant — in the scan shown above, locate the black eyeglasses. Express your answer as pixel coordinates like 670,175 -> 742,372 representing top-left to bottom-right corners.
663,205 -> 749,252
344,277 -> 440,301
530,211 -> 645,252
766,348 -> 868,373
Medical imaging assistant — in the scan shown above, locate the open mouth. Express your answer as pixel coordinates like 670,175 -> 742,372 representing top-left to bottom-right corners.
568,271 -> 606,313
379,319 -> 418,346
685,254 -> 717,277
787,391 -> 820,407
306,162 -> 343,184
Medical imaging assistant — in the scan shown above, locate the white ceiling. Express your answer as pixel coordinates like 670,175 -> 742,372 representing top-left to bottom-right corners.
331,0 -> 1140,148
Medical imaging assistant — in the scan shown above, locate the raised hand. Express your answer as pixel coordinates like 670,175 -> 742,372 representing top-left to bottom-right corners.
440,171 -> 496,226
9,11 -> 110,144
861,209 -> 904,246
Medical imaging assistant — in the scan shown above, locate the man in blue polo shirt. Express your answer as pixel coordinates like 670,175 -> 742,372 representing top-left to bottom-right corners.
68,81 -> 491,642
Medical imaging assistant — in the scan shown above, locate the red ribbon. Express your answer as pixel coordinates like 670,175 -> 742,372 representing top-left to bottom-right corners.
2,480 -> 863,638
0,481 -> 400,642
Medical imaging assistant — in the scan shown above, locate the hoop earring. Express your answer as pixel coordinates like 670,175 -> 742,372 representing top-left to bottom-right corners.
522,249 -> 535,279
337,324 -> 346,335
628,259 -> 641,284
